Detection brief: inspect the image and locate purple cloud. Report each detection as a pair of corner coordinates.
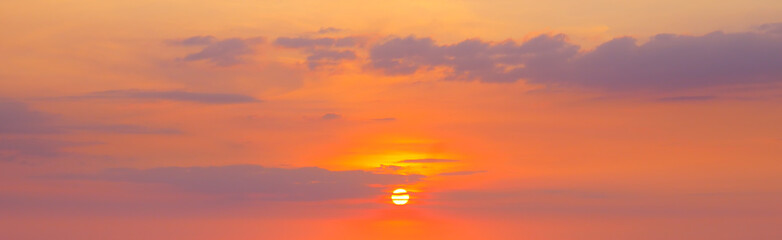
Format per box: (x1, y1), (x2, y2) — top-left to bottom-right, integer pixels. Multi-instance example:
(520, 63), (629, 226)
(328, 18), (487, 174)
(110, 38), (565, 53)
(274, 36), (362, 49)
(369, 28), (782, 90)
(0, 99), (180, 160)
(72, 89), (261, 104)
(656, 95), (718, 102)
(0, 100), (59, 134)
(307, 50), (356, 69)
(60, 165), (424, 201)
(321, 113), (341, 120)
(68, 124), (182, 135)
(0, 138), (92, 161)
(169, 35), (217, 45)
(180, 37), (265, 66)
(759, 22), (782, 34)
(317, 27), (342, 34)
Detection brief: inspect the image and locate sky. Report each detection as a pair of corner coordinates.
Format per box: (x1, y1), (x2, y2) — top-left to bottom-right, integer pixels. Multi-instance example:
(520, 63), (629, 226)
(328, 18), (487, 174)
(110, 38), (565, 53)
(1, 0), (782, 239)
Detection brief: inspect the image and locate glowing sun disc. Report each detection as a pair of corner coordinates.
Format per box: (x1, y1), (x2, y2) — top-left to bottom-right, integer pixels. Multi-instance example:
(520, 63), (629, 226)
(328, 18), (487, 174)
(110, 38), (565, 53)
(391, 188), (409, 205)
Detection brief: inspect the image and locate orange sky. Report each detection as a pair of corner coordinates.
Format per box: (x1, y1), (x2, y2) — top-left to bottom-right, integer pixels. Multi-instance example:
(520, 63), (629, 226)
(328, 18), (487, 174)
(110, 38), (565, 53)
(2, 0), (782, 239)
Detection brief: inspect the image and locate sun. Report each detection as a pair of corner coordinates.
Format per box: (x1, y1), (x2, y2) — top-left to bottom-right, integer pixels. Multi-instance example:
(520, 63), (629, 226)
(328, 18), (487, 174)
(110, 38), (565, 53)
(391, 188), (410, 205)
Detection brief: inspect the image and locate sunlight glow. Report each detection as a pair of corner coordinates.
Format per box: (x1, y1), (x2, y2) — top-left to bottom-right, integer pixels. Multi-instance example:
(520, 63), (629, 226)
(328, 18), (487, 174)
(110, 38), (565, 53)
(391, 188), (410, 205)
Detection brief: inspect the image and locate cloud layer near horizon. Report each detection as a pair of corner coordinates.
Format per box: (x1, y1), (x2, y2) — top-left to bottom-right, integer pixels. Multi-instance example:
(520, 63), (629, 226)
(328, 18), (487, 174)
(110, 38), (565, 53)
(69, 90), (261, 104)
(61, 165), (424, 201)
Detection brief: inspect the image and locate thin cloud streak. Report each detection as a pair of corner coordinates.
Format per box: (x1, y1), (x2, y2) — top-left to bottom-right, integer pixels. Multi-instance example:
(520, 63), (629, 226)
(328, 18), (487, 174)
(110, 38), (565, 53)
(58, 165), (424, 201)
(67, 90), (261, 104)
(398, 158), (459, 163)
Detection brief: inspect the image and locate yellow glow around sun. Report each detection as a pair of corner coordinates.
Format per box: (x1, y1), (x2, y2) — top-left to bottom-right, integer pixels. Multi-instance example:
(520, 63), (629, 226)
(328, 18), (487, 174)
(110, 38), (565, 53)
(391, 188), (410, 205)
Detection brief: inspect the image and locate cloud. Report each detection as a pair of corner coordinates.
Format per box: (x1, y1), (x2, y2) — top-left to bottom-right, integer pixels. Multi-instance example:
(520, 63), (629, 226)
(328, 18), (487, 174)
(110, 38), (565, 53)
(759, 22), (782, 34)
(275, 36), (364, 68)
(397, 158), (458, 163)
(274, 36), (363, 49)
(169, 35), (217, 45)
(71, 89), (261, 104)
(0, 138), (96, 161)
(656, 95), (718, 102)
(317, 27), (342, 34)
(439, 170), (487, 176)
(369, 28), (782, 90)
(306, 50), (356, 69)
(0, 99), (60, 134)
(320, 113), (341, 120)
(376, 164), (404, 172)
(61, 165), (424, 201)
(180, 37), (265, 66)
(0, 99), (179, 160)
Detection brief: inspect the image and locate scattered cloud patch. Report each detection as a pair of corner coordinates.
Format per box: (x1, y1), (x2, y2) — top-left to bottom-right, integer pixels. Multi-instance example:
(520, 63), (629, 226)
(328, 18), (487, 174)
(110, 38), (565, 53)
(60, 165), (424, 201)
(178, 37), (265, 66)
(376, 164), (404, 172)
(0, 138), (96, 161)
(0, 100), (60, 134)
(306, 50), (356, 69)
(321, 113), (342, 120)
(369, 29), (782, 90)
(275, 36), (363, 49)
(275, 36), (365, 68)
(317, 27), (342, 34)
(71, 89), (260, 104)
(169, 35), (217, 45)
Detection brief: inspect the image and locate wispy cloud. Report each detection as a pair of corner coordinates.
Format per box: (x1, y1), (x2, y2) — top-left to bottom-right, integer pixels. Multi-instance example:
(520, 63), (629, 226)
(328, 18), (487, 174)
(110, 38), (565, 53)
(174, 36), (265, 66)
(398, 158), (458, 163)
(68, 89), (261, 104)
(656, 95), (718, 102)
(439, 170), (487, 176)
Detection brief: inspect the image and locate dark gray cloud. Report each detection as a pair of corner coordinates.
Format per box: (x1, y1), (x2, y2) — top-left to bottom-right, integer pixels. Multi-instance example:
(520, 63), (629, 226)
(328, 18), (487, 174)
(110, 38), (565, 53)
(61, 165), (424, 201)
(656, 95), (718, 102)
(439, 170), (487, 176)
(321, 113), (341, 120)
(72, 89), (260, 104)
(369, 28), (782, 90)
(180, 37), (265, 66)
(0, 100), (60, 134)
(398, 158), (458, 163)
